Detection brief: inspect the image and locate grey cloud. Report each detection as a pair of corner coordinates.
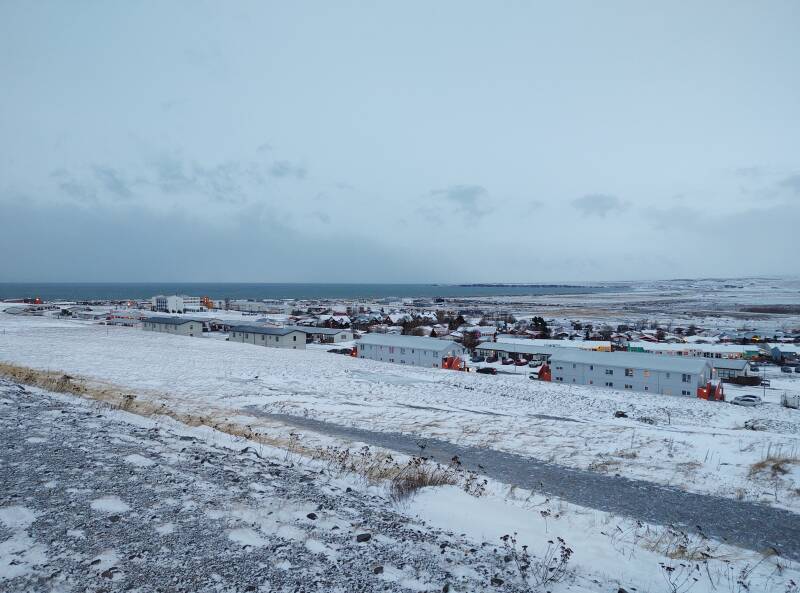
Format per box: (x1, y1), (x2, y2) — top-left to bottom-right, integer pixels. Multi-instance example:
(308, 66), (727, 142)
(779, 174), (800, 195)
(51, 170), (97, 204)
(311, 211), (331, 224)
(0, 198), (434, 282)
(430, 184), (488, 216)
(93, 166), (133, 200)
(270, 160), (307, 180)
(571, 193), (626, 217)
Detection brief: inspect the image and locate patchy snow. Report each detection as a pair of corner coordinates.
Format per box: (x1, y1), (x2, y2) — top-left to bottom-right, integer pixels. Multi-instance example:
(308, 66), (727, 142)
(1, 312), (798, 511)
(123, 453), (155, 467)
(89, 496), (131, 514)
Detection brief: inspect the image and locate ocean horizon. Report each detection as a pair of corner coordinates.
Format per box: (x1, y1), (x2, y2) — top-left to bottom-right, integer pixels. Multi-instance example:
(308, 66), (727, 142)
(0, 282), (622, 302)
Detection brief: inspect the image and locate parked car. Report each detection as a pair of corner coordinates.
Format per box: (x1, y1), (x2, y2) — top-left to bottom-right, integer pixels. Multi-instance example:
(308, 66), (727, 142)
(731, 395), (763, 407)
(501, 358), (514, 365)
(486, 356), (499, 363)
(761, 379), (771, 387)
(750, 365), (760, 372)
(514, 359), (529, 366)
(528, 360), (542, 368)
(528, 372), (539, 380)
(476, 367), (497, 375)
(781, 366), (793, 373)
(470, 355), (485, 363)
(795, 367), (800, 373)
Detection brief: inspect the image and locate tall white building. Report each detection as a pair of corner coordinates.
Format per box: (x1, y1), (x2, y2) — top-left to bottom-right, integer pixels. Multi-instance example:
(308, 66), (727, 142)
(151, 295), (202, 313)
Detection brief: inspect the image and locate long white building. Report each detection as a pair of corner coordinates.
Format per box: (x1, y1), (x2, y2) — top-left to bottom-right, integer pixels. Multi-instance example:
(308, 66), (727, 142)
(357, 334), (465, 368)
(548, 350), (712, 396)
(229, 325), (306, 349)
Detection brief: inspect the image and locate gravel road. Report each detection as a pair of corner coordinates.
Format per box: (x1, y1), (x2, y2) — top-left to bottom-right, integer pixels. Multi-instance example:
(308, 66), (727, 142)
(264, 412), (800, 561)
(0, 381), (537, 593)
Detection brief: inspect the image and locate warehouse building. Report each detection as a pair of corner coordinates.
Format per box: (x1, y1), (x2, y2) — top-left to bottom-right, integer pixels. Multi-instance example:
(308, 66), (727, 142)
(357, 334), (465, 368)
(142, 316), (204, 337)
(229, 325), (306, 349)
(626, 341), (761, 359)
(548, 350), (712, 396)
(283, 326), (354, 343)
(711, 358), (751, 380)
(475, 342), (561, 363)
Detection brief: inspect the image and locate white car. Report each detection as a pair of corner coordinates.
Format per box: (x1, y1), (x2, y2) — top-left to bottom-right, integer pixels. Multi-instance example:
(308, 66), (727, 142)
(731, 395), (763, 407)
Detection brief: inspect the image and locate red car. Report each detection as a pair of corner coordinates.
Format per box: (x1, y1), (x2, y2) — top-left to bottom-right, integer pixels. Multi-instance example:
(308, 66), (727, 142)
(476, 367), (497, 375)
(501, 358), (514, 365)
(514, 359), (529, 366)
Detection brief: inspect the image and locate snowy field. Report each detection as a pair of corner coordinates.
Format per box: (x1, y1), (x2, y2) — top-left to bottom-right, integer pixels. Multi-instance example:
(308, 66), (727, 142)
(1, 312), (799, 515)
(3, 380), (798, 593)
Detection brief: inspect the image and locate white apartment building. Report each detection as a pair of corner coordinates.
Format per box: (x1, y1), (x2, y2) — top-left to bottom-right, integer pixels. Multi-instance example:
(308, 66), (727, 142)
(151, 295), (202, 313)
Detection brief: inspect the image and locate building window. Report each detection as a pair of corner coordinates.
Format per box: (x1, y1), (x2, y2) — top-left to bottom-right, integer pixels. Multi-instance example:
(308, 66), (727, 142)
(605, 382), (613, 387)
(605, 369), (613, 375)
(293, 336), (297, 341)
(625, 368), (633, 377)
(589, 365), (593, 370)
(643, 370), (650, 378)
(681, 390), (691, 396)
(682, 373), (691, 383)
(624, 384), (632, 389)
(261, 335), (265, 340)
(401, 348), (406, 354)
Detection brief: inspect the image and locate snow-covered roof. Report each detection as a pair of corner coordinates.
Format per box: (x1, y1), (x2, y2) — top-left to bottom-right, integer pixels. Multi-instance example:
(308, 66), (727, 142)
(358, 333), (462, 352)
(549, 349), (711, 374)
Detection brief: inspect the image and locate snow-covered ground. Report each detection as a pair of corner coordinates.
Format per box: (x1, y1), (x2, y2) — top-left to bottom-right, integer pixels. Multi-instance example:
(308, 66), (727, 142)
(1, 312), (799, 514)
(3, 380), (798, 593)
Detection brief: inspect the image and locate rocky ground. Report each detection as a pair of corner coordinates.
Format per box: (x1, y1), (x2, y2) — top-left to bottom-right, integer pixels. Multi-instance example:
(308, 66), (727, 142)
(0, 379), (581, 593)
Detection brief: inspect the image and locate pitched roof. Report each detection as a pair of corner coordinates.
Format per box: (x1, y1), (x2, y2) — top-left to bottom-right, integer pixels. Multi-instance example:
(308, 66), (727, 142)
(548, 349), (711, 374)
(358, 333), (463, 352)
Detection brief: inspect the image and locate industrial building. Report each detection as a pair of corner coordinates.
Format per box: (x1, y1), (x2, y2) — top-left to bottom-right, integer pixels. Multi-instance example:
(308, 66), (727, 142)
(151, 295), (202, 314)
(357, 334), (465, 368)
(142, 316), (205, 337)
(547, 349), (712, 396)
(229, 326), (306, 349)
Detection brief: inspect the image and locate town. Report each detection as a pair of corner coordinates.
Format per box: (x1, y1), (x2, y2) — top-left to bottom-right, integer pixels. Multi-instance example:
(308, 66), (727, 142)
(6, 285), (800, 409)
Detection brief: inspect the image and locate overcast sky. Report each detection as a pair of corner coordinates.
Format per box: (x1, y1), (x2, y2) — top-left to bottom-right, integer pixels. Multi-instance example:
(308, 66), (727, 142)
(1, 1), (798, 283)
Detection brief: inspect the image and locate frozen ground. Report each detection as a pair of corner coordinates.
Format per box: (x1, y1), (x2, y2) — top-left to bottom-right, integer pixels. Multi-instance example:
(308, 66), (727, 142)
(0, 312), (798, 514)
(3, 380), (798, 593)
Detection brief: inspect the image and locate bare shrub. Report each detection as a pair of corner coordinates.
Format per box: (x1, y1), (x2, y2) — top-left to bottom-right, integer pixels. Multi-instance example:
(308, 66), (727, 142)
(318, 446), (487, 501)
(500, 532), (573, 589)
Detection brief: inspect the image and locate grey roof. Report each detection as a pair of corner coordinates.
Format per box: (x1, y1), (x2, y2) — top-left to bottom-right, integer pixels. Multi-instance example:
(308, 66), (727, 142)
(143, 316), (196, 326)
(358, 333), (463, 352)
(710, 358), (750, 371)
(283, 325), (351, 335)
(230, 325), (304, 336)
(548, 349), (711, 374)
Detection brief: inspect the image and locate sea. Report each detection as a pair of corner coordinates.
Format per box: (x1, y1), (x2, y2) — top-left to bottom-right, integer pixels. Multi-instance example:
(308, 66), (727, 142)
(0, 283), (624, 302)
